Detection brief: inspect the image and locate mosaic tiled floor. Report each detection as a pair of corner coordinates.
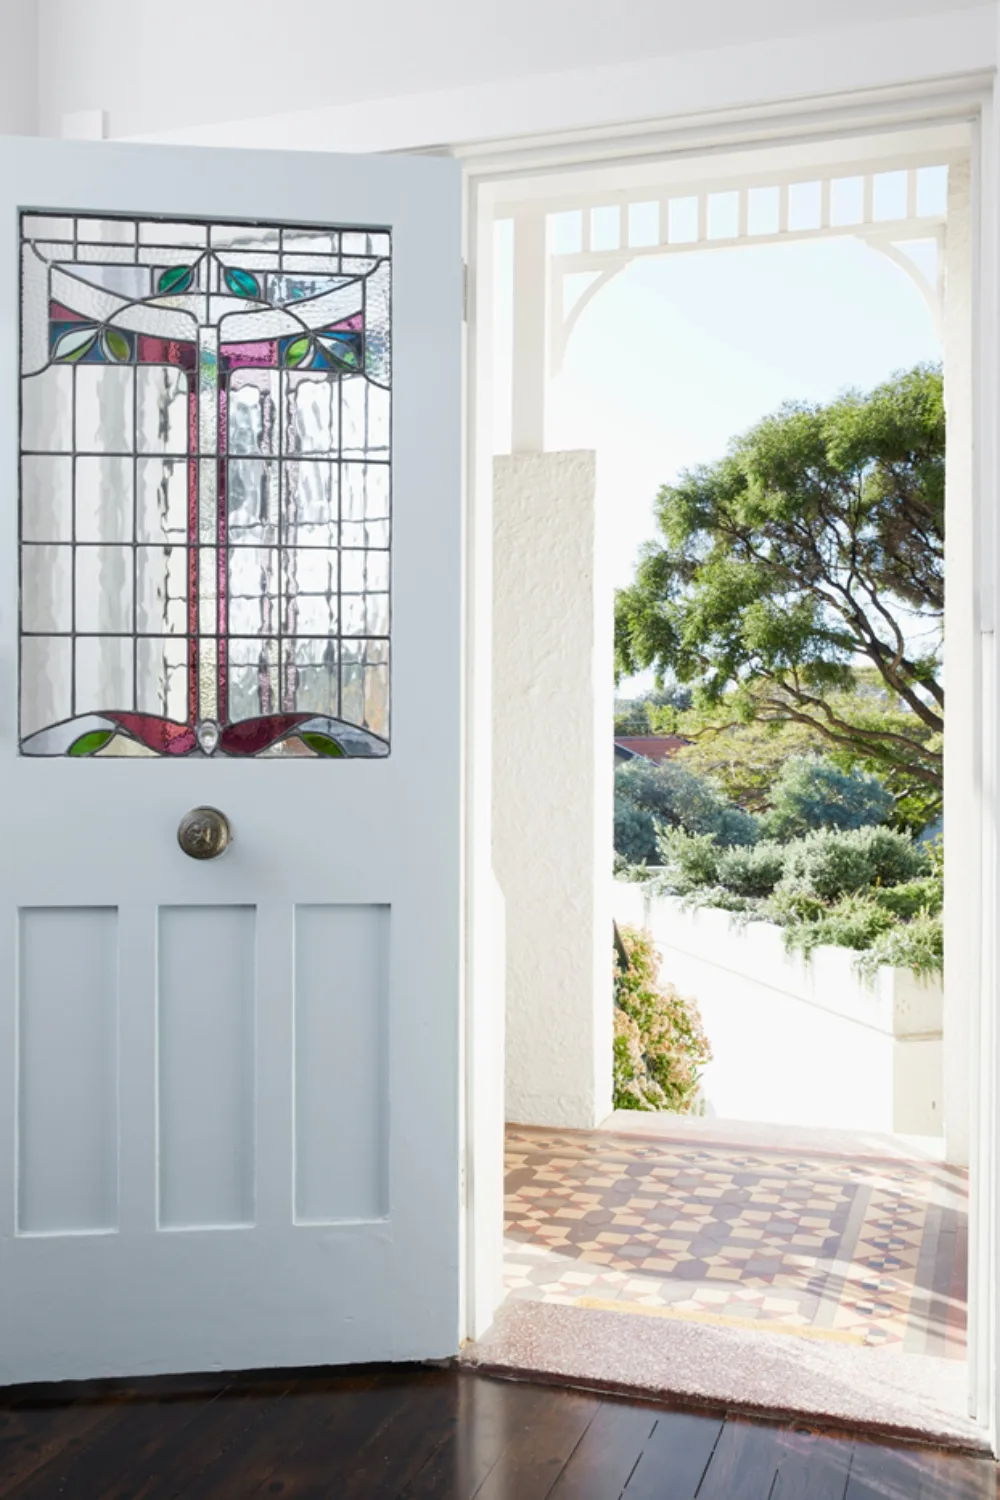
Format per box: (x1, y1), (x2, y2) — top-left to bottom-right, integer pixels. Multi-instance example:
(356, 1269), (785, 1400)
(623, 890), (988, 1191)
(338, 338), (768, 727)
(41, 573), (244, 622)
(504, 1125), (967, 1357)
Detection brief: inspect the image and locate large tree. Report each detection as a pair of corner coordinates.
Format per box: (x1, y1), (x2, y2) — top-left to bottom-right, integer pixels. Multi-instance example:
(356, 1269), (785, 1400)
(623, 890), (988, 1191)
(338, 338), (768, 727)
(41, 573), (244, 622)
(615, 365), (944, 812)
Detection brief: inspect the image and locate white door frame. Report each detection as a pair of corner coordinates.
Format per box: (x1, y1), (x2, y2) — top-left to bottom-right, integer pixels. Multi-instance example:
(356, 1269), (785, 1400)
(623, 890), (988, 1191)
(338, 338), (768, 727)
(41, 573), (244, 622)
(460, 72), (1000, 1448)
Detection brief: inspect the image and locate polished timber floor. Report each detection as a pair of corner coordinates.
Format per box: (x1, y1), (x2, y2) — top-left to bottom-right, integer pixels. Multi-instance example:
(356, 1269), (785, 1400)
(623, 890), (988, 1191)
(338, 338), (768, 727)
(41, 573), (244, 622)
(0, 1364), (993, 1499)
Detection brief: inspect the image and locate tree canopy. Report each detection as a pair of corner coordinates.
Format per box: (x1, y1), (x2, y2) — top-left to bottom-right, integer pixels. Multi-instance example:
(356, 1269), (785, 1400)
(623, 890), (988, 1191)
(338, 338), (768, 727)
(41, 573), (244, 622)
(615, 365), (944, 813)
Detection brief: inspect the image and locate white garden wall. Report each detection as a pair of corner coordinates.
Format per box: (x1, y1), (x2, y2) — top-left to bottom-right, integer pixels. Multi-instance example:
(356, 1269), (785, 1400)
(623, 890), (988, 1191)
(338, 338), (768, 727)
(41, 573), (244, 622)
(613, 881), (943, 1139)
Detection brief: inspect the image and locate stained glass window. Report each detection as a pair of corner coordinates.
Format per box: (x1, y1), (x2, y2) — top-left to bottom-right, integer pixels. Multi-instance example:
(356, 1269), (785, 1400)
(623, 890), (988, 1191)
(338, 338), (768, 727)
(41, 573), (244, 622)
(19, 212), (391, 758)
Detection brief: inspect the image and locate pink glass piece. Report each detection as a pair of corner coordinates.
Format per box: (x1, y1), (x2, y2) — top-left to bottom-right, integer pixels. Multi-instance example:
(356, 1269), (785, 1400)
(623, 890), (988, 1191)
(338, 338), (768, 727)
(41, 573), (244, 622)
(220, 340), (279, 370)
(107, 713), (198, 756)
(137, 335), (197, 371)
(49, 300), (89, 323)
(220, 714), (310, 756)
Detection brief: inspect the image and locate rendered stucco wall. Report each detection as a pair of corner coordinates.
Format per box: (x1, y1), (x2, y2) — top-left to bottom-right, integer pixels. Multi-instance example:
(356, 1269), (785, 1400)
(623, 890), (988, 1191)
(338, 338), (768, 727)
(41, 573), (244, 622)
(0, 0), (38, 135)
(493, 451), (613, 1128)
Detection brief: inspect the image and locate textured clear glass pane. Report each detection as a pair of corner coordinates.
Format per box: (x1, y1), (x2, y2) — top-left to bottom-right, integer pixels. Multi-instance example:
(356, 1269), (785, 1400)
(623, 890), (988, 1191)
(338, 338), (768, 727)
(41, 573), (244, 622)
(136, 366), (191, 456)
(21, 367), (73, 452)
(136, 458), (189, 544)
(282, 461), (337, 548)
(283, 549), (338, 636)
(341, 380), (389, 459)
(20, 636), (72, 736)
(229, 547), (278, 636)
(341, 593), (389, 637)
(342, 462), (389, 522)
(285, 373), (339, 455)
(137, 546), (188, 635)
(341, 550), (389, 593)
(198, 636), (219, 722)
(228, 638), (278, 721)
(76, 636), (134, 712)
(136, 637), (187, 720)
(22, 545), (72, 633)
(211, 224), (279, 250)
(228, 371), (277, 456)
(23, 215), (74, 240)
(75, 547), (133, 633)
(364, 263), (390, 386)
(198, 547), (218, 635)
(22, 456), (73, 542)
(281, 638), (339, 716)
(342, 640), (389, 734)
(228, 459), (279, 546)
(283, 229), (339, 254)
(77, 217), (136, 244)
(340, 517), (389, 550)
(139, 221), (207, 246)
(75, 456), (134, 543)
(75, 365), (134, 453)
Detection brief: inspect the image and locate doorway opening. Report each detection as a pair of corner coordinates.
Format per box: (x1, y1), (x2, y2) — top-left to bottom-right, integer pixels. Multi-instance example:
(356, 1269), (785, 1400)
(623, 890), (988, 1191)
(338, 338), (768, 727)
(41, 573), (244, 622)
(474, 117), (980, 1444)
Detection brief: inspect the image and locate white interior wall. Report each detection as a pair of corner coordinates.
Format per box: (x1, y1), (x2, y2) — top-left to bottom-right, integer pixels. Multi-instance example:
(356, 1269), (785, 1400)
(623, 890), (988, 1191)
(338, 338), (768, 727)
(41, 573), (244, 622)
(25, 2), (995, 151)
(0, 0), (38, 136)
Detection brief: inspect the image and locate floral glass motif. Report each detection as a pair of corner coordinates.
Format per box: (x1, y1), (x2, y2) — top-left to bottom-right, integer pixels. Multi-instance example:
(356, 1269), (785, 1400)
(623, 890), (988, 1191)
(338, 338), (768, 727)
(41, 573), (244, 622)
(19, 212), (391, 758)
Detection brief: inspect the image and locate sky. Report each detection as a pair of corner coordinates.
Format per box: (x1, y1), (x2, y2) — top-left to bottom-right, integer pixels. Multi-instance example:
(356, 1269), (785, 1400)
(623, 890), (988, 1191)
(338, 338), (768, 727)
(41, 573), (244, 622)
(493, 209), (943, 691)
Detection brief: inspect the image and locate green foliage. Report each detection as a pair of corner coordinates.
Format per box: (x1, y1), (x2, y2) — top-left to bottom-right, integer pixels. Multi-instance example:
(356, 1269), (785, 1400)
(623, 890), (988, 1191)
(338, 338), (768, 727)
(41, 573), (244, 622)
(715, 842), (787, 897)
(780, 826), (928, 900)
(638, 823), (941, 978)
(615, 683), (692, 736)
(761, 755), (894, 841)
(857, 910), (944, 980)
(613, 757), (759, 864)
(613, 925), (711, 1111)
(616, 367), (944, 812)
(781, 893), (897, 959)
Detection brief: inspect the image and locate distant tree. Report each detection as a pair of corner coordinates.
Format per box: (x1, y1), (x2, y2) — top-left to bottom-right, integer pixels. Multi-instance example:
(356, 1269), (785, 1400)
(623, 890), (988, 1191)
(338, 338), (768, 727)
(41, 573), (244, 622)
(615, 365), (944, 813)
(614, 683), (692, 737)
(614, 757), (759, 864)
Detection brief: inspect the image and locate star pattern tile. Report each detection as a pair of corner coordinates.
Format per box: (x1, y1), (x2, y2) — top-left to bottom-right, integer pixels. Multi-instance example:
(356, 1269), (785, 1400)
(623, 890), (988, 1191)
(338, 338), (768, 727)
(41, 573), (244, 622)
(503, 1125), (967, 1356)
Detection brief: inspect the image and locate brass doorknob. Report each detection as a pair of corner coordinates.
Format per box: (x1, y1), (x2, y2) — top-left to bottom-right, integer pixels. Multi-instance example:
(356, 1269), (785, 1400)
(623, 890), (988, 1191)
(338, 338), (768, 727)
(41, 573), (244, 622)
(177, 806), (232, 860)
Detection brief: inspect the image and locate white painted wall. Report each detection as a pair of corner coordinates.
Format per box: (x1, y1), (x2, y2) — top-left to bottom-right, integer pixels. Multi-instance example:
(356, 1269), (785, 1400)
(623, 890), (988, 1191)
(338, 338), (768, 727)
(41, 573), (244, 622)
(614, 884), (945, 1139)
(0, 0), (38, 136)
(29, 2), (996, 150)
(494, 451), (613, 1128)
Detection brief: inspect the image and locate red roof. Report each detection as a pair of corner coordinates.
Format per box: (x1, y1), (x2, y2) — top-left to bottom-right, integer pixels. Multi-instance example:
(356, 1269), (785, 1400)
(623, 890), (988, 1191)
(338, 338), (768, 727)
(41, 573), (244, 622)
(615, 736), (688, 762)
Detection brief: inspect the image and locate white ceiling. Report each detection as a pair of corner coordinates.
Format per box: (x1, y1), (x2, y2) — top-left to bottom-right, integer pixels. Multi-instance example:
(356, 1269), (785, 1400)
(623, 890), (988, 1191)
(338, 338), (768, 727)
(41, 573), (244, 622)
(34, 0), (992, 140)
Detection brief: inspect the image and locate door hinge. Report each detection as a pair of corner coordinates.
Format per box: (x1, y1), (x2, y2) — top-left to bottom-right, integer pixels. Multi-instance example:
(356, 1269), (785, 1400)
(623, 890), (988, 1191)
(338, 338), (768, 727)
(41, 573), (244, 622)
(462, 261), (469, 323)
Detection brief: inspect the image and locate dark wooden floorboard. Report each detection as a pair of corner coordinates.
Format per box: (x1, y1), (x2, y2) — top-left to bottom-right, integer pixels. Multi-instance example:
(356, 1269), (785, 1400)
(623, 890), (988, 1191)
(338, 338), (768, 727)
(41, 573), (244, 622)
(473, 1384), (601, 1500)
(621, 1408), (725, 1500)
(544, 1399), (659, 1499)
(0, 1364), (990, 1500)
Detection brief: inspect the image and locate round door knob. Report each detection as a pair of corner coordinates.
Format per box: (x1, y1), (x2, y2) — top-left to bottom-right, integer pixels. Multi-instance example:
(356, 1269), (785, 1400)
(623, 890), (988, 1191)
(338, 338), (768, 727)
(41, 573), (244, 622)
(177, 806), (232, 860)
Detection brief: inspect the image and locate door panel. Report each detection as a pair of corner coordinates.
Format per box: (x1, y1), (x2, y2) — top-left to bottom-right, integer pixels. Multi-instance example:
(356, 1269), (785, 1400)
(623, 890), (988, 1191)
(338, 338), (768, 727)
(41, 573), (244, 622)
(0, 138), (462, 1381)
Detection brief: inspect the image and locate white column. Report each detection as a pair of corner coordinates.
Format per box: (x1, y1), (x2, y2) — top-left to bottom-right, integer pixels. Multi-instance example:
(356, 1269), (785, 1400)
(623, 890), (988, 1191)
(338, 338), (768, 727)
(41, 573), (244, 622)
(942, 159), (973, 1167)
(493, 451), (613, 1128)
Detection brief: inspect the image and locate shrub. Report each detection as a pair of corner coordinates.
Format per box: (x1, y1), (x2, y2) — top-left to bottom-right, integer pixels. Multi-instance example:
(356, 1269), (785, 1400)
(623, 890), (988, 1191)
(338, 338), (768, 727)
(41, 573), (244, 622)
(762, 754), (895, 841)
(779, 826), (928, 901)
(872, 876), (943, 920)
(614, 757), (759, 860)
(716, 841), (787, 897)
(655, 827), (721, 892)
(857, 910), (944, 980)
(614, 924), (711, 1111)
(781, 893), (897, 958)
(614, 798), (658, 865)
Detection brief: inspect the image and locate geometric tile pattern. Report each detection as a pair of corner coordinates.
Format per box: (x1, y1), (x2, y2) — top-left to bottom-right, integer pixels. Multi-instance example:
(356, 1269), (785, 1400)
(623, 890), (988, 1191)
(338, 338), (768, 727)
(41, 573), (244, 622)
(504, 1125), (967, 1358)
